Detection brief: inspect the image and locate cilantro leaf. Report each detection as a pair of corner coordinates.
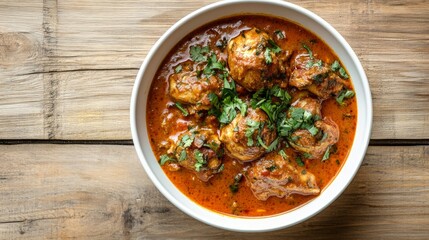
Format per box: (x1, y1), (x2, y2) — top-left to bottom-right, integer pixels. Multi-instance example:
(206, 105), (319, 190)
(339, 67), (349, 79)
(180, 134), (194, 148)
(336, 89), (355, 105)
(194, 150), (206, 171)
(274, 30), (285, 39)
(159, 154), (173, 165)
(302, 44), (313, 59)
(296, 156), (305, 167)
(174, 102), (189, 116)
(322, 146), (331, 161)
(174, 65), (182, 73)
(279, 149), (288, 160)
(331, 60), (341, 71)
(264, 48), (272, 65)
(268, 39), (281, 53)
(190, 45), (209, 62)
(178, 149), (187, 161)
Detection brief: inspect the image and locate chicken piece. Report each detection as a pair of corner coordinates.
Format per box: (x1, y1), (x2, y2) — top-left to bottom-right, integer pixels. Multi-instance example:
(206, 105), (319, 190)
(227, 28), (290, 91)
(173, 127), (223, 182)
(289, 50), (346, 99)
(220, 108), (277, 162)
(290, 97), (322, 119)
(169, 61), (221, 110)
(289, 117), (340, 160)
(245, 151), (320, 201)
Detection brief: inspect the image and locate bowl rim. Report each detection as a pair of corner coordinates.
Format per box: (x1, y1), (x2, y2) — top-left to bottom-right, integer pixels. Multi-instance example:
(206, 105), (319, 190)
(130, 0), (372, 232)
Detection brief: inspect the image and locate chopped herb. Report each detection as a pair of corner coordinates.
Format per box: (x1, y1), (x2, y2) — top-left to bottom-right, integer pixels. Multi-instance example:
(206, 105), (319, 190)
(229, 173), (243, 193)
(331, 60), (341, 71)
(251, 86), (290, 125)
(174, 65), (182, 73)
(301, 169), (307, 175)
(180, 134), (194, 148)
(203, 53), (225, 77)
(265, 137), (280, 152)
(312, 72), (328, 84)
(194, 150), (206, 171)
(175, 102), (189, 116)
(266, 165), (277, 172)
(245, 119), (260, 147)
(178, 149), (187, 161)
(338, 67), (349, 79)
(322, 146), (331, 161)
(279, 149), (288, 160)
(217, 163), (225, 173)
(159, 154), (173, 165)
(264, 48), (273, 65)
(263, 39), (281, 65)
(336, 159), (340, 165)
(305, 60), (314, 69)
(307, 125), (319, 136)
(313, 60), (323, 68)
(296, 156), (305, 167)
(302, 152), (313, 159)
(268, 39), (282, 53)
(190, 45), (209, 62)
(302, 44), (313, 59)
(257, 135), (269, 149)
(336, 89), (355, 105)
(274, 30), (285, 39)
(331, 60), (349, 79)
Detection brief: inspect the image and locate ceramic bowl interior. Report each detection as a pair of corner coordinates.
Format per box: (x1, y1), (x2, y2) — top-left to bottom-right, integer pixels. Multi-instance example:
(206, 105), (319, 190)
(130, 0), (372, 232)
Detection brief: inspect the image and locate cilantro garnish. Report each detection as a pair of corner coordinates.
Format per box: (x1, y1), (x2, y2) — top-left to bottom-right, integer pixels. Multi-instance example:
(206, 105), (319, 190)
(302, 44), (313, 60)
(178, 149), (187, 161)
(245, 119), (261, 147)
(274, 30), (285, 39)
(159, 154), (173, 165)
(331, 60), (349, 79)
(279, 149), (288, 160)
(322, 146), (331, 161)
(174, 102), (189, 116)
(174, 65), (182, 73)
(263, 39), (282, 64)
(296, 156), (305, 167)
(336, 89), (355, 105)
(229, 173), (243, 193)
(194, 150), (206, 172)
(190, 45), (209, 62)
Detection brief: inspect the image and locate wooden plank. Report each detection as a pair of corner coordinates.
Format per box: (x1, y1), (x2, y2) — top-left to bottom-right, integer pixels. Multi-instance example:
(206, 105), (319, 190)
(0, 0), (428, 140)
(0, 1), (45, 139)
(0, 144), (428, 239)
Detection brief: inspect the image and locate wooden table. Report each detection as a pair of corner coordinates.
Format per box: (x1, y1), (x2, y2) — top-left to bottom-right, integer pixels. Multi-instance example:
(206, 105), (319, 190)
(1, 0), (428, 239)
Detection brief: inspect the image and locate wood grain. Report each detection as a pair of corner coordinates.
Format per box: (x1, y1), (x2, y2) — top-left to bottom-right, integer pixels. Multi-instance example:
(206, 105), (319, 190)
(0, 144), (428, 239)
(0, 0), (428, 139)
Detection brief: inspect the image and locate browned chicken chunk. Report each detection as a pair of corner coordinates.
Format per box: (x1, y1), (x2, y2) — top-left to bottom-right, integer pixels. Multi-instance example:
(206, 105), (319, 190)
(220, 108), (277, 162)
(170, 127), (223, 182)
(227, 28), (290, 91)
(245, 152), (320, 201)
(289, 50), (347, 99)
(289, 117), (340, 160)
(169, 61), (221, 110)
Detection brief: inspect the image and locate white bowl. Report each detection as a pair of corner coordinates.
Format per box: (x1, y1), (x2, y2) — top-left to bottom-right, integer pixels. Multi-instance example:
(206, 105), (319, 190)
(130, 0), (372, 232)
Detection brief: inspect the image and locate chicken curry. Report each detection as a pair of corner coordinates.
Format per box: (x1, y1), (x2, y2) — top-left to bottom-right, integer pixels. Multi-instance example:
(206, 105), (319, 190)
(147, 15), (357, 217)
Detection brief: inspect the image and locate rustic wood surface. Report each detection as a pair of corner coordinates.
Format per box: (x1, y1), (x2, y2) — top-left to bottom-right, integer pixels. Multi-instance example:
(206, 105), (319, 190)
(0, 145), (428, 239)
(1, 0), (428, 239)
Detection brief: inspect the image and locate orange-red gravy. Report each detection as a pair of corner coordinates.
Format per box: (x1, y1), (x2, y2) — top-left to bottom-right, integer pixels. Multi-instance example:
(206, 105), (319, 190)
(147, 15), (357, 217)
